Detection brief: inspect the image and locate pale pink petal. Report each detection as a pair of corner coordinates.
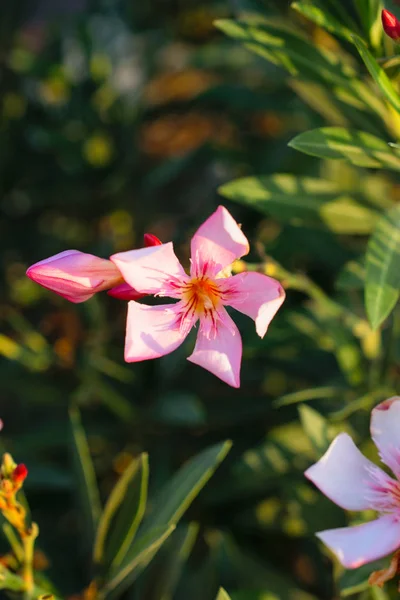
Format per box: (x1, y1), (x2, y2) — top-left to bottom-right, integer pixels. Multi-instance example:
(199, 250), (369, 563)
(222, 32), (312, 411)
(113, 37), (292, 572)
(26, 250), (122, 303)
(107, 282), (145, 301)
(371, 397), (400, 479)
(191, 206), (249, 277)
(187, 309), (242, 387)
(316, 515), (400, 569)
(124, 301), (189, 362)
(305, 433), (382, 511)
(221, 272), (285, 337)
(111, 243), (187, 296)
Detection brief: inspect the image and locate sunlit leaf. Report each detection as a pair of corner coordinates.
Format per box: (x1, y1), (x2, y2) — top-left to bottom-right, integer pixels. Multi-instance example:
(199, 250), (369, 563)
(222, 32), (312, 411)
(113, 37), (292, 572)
(219, 175), (377, 234)
(291, 2), (354, 41)
(353, 35), (400, 113)
(289, 127), (400, 170)
(215, 18), (356, 86)
(365, 204), (400, 329)
(216, 588), (231, 600)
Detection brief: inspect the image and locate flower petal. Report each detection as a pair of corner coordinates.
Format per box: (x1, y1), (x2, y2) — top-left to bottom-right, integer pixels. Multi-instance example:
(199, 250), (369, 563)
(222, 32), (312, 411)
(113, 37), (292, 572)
(317, 515), (400, 569)
(305, 433), (381, 510)
(371, 396), (400, 479)
(222, 272), (285, 337)
(124, 301), (189, 362)
(111, 243), (187, 295)
(26, 250), (121, 303)
(187, 309), (242, 387)
(191, 206), (249, 277)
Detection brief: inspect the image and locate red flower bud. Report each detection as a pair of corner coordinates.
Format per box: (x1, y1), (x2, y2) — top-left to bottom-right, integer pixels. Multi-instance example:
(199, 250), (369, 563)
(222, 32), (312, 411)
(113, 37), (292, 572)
(382, 9), (400, 41)
(144, 233), (162, 247)
(12, 464), (28, 483)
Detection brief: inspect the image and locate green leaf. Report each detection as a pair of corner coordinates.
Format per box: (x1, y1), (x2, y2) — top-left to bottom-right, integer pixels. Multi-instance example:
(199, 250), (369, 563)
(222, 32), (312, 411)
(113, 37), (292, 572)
(69, 406), (101, 550)
(336, 258), (365, 290)
(298, 405), (331, 456)
(274, 386), (343, 408)
(103, 525), (175, 599)
(353, 35), (400, 113)
(339, 558), (386, 596)
(140, 440), (231, 534)
(354, 0), (384, 48)
(291, 2), (354, 42)
(365, 204), (400, 329)
(93, 453), (149, 569)
(152, 523), (199, 600)
(216, 589), (231, 600)
(214, 18), (356, 87)
(219, 175), (378, 234)
(102, 441), (231, 598)
(289, 127), (400, 170)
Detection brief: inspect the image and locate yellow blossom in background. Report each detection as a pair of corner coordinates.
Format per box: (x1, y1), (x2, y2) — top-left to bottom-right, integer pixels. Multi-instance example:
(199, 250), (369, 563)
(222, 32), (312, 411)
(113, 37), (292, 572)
(8, 48), (33, 73)
(83, 132), (114, 167)
(3, 92), (27, 120)
(92, 84), (117, 115)
(99, 210), (135, 250)
(0, 335), (21, 361)
(39, 73), (70, 106)
(90, 54), (112, 82)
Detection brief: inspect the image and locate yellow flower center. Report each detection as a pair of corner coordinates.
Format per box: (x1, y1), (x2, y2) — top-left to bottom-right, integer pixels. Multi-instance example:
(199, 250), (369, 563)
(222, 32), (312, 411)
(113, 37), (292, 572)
(181, 277), (221, 315)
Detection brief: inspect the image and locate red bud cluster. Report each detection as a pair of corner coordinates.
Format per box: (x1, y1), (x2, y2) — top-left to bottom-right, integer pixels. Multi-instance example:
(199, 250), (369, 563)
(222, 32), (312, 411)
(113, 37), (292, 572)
(12, 464), (28, 484)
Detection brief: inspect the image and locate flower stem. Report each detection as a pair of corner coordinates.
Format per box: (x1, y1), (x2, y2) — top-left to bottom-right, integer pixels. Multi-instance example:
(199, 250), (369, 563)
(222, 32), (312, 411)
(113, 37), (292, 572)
(21, 523), (38, 598)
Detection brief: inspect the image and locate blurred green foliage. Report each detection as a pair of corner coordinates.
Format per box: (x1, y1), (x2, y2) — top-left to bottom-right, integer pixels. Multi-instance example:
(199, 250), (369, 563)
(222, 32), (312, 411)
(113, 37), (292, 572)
(2, 0), (400, 599)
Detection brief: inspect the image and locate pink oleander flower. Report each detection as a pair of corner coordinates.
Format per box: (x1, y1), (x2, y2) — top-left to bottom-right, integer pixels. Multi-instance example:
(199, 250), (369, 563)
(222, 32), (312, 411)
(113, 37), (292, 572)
(111, 206), (285, 387)
(305, 397), (400, 570)
(26, 234), (162, 303)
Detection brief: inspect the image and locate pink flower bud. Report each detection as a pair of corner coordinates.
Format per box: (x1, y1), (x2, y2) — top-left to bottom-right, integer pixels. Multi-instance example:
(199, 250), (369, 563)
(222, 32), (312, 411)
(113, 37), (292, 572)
(108, 233), (162, 300)
(382, 9), (400, 41)
(26, 250), (123, 303)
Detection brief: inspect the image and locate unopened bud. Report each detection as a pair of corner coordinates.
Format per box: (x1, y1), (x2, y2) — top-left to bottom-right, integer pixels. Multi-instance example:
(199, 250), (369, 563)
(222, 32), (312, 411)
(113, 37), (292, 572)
(1, 453), (16, 478)
(143, 233), (162, 247)
(382, 9), (400, 41)
(12, 464), (28, 484)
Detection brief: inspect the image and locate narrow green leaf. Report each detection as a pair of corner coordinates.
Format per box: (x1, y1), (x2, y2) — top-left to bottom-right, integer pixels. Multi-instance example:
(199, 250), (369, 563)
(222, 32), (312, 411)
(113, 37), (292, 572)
(140, 440), (232, 533)
(354, 0), (383, 48)
(216, 589), (231, 600)
(69, 406), (101, 549)
(219, 174), (378, 234)
(274, 386), (343, 408)
(104, 525), (175, 599)
(93, 453), (149, 569)
(353, 35), (400, 113)
(152, 522), (199, 600)
(291, 2), (354, 42)
(289, 127), (400, 170)
(365, 204), (400, 329)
